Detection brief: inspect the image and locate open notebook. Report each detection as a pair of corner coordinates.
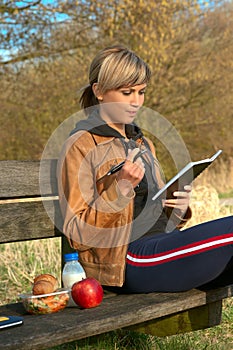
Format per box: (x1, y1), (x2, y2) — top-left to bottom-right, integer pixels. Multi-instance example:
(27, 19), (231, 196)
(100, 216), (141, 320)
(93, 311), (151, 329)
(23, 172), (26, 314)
(152, 150), (222, 201)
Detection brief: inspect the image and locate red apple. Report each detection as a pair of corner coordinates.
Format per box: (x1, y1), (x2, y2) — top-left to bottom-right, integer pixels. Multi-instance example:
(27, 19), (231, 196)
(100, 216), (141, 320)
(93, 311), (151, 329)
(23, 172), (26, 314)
(71, 277), (103, 308)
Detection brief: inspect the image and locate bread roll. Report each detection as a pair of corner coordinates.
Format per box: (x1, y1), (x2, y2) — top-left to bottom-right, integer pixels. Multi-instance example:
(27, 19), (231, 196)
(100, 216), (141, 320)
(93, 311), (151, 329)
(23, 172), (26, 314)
(32, 273), (59, 295)
(33, 274), (59, 291)
(32, 280), (55, 295)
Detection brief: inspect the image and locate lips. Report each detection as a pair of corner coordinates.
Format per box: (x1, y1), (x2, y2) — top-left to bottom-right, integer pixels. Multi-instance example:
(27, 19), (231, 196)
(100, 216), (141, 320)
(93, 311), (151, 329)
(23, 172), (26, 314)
(127, 110), (137, 115)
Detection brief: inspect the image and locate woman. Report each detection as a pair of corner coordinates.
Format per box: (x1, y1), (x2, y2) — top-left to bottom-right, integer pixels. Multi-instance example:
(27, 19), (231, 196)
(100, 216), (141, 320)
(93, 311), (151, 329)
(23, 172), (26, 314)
(57, 45), (233, 293)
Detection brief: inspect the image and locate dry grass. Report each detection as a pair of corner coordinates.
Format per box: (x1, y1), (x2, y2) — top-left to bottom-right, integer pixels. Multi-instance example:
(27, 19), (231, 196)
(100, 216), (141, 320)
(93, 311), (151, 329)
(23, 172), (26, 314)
(185, 184), (232, 229)
(0, 238), (61, 304)
(194, 157), (233, 195)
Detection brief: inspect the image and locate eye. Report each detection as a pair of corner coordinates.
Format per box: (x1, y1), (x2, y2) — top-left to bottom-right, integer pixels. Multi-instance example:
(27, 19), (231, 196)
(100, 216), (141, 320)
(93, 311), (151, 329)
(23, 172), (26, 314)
(121, 90), (131, 96)
(139, 90), (146, 95)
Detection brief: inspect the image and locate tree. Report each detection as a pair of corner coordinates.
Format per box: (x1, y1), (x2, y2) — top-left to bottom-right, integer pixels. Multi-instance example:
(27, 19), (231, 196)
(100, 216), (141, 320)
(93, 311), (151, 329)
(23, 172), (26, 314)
(0, 0), (232, 167)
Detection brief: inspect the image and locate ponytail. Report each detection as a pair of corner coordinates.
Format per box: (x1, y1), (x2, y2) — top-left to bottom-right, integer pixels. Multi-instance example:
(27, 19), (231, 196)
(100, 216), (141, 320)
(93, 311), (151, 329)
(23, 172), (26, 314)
(79, 84), (99, 110)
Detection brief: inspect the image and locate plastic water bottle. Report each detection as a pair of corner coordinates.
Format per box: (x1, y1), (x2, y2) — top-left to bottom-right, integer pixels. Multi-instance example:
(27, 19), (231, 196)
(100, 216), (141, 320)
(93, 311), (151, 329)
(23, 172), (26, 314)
(62, 252), (86, 307)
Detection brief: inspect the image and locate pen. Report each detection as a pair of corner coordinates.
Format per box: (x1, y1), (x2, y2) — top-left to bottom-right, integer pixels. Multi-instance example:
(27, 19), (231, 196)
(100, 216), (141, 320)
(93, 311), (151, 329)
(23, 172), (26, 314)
(107, 149), (147, 176)
(96, 149), (147, 183)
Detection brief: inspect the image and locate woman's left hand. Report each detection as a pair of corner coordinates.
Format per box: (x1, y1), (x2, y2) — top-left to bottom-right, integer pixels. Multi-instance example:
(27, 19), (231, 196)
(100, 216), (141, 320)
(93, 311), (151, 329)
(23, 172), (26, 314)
(163, 185), (192, 216)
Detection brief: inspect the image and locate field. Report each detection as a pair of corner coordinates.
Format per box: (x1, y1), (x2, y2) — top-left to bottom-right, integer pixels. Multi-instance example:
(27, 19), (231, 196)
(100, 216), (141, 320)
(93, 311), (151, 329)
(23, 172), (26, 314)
(0, 167), (232, 349)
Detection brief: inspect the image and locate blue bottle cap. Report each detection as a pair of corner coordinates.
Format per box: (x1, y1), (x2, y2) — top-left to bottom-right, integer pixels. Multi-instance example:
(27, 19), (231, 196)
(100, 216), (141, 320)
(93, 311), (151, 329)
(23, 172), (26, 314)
(64, 252), (79, 262)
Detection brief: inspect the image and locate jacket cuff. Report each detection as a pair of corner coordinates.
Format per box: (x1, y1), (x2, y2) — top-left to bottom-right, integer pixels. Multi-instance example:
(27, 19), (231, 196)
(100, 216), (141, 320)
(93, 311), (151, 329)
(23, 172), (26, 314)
(175, 206), (192, 229)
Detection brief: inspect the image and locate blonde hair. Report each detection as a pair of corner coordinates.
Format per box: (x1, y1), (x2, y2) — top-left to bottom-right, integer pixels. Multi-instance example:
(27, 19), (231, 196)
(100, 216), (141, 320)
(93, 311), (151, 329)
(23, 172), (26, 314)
(80, 45), (151, 110)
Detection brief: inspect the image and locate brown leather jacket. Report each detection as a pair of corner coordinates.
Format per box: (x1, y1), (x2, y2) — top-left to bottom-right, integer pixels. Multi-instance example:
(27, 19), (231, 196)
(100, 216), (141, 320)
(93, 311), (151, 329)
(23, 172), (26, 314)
(57, 130), (191, 287)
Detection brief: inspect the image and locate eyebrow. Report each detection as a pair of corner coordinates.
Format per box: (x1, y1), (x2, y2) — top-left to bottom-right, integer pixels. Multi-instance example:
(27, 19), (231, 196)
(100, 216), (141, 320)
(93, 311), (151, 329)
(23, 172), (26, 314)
(120, 86), (147, 91)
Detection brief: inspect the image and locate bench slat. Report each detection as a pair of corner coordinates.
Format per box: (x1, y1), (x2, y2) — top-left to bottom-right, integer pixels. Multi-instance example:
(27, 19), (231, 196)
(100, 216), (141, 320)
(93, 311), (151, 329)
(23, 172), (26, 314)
(0, 285), (232, 350)
(127, 300), (222, 336)
(0, 160), (57, 198)
(0, 201), (62, 243)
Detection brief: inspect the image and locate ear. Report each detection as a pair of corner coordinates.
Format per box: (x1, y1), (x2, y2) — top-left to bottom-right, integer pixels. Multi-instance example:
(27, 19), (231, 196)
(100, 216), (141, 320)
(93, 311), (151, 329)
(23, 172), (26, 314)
(92, 83), (103, 101)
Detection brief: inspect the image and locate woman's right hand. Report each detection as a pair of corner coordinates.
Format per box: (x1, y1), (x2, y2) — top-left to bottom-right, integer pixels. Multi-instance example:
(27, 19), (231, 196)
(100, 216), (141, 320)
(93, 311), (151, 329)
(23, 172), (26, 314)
(116, 148), (145, 196)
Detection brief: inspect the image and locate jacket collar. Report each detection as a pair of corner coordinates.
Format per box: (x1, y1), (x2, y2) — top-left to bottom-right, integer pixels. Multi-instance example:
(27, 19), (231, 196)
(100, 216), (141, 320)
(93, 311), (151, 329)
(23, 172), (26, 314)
(70, 110), (144, 141)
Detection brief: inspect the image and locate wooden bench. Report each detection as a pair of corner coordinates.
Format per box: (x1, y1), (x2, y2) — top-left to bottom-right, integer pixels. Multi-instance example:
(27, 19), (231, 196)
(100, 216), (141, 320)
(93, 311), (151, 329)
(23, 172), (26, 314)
(0, 160), (232, 350)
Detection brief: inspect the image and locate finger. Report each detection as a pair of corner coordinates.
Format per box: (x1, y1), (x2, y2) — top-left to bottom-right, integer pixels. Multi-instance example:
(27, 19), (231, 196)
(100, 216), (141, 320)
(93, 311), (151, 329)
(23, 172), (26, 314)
(173, 190), (191, 198)
(124, 158), (145, 176)
(132, 159), (145, 177)
(184, 185), (192, 192)
(134, 157), (144, 168)
(164, 201), (187, 209)
(173, 185), (192, 198)
(126, 148), (141, 162)
(164, 199), (182, 206)
(164, 197), (189, 207)
(162, 199), (185, 209)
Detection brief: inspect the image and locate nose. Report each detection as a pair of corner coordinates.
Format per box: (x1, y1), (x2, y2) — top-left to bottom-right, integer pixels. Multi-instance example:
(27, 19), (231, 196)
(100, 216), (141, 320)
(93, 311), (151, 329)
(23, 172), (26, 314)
(130, 92), (140, 107)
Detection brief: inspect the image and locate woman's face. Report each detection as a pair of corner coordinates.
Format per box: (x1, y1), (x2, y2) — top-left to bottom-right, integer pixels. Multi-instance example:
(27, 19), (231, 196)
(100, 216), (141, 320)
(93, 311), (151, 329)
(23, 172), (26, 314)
(94, 83), (147, 127)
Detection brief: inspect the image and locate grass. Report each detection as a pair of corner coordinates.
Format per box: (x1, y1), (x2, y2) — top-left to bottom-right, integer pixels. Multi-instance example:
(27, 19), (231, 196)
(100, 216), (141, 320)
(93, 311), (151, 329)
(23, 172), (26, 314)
(0, 238), (61, 304)
(0, 178), (232, 350)
(219, 190), (233, 199)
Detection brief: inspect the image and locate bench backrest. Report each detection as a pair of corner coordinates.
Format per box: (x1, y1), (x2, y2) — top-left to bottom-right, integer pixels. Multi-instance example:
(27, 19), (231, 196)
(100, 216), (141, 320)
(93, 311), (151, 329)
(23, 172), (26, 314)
(0, 159), (62, 244)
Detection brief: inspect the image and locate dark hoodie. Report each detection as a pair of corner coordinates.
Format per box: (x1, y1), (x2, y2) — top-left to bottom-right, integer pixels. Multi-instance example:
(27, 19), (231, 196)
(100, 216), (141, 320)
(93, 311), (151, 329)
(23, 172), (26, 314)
(70, 110), (144, 140)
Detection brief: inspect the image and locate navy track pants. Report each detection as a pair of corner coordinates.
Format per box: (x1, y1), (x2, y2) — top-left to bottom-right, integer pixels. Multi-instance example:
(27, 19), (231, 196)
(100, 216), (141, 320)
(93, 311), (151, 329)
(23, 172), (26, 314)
(124, 216), (233, 293)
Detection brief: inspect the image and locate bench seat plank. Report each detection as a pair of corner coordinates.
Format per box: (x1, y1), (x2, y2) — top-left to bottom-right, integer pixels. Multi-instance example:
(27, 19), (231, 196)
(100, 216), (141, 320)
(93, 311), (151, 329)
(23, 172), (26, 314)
(0, 285), (232, 350)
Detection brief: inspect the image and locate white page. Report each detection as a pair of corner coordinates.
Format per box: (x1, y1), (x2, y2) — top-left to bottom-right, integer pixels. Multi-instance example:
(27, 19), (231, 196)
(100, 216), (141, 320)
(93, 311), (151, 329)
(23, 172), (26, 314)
(152, 150), (222, 201)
